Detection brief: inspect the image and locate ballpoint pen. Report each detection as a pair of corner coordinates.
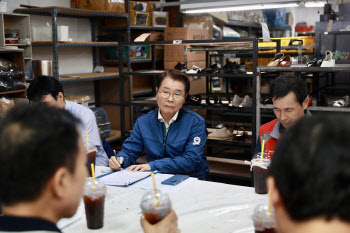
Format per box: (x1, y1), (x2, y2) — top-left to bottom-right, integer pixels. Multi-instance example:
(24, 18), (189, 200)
(113, 149), (123, 170)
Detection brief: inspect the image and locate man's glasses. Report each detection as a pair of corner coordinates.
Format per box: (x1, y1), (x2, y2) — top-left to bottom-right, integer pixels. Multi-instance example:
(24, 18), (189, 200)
(159, 91), (184, 101)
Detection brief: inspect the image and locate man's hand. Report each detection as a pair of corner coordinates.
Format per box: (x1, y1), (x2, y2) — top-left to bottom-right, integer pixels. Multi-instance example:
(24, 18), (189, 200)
(141, 210), (180, 233)
(126, 163), (151, 172)
(109, 156), (124, 171)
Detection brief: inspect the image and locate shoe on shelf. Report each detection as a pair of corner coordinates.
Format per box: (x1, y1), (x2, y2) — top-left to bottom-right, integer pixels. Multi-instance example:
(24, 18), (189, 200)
(261, 97), (273, 105)
(333, 95), (349, 107)
(229, 94), (243, 107)
(279, 55), (291, 67)
(232, 62), (248, 74)
(185, 94), (201, 105)
(219, 96), (231, 106)
(206, 95), (218, 106)
(320, 50), (335, 67)
(203, 63), (220, 73)
(307, 58), (323, 67)
(234, 127), (247, 141)
(267, 52), (285, 67)
(208, 127), (232, 139)
(317, 92), (328, 106)
(186, 65), (202, 74)
(174, 62), (187, 72)
(239, 95), (252, 108)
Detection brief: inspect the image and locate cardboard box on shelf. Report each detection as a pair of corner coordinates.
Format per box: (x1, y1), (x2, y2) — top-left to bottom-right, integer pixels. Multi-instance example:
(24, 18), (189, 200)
(164, 45), (206, 62)
(164, 27), (208, 62)
(153, 11), (168, 27)
(131, 1), (154, 12)
(164, 27), (208, 41)
(71, 0), (105, 11)
(105, 0), (125, 13)
(131, 10), (152, 26)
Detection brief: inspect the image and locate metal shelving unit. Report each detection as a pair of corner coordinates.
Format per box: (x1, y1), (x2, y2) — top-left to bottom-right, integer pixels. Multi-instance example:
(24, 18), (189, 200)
(14, 6), (132, 142)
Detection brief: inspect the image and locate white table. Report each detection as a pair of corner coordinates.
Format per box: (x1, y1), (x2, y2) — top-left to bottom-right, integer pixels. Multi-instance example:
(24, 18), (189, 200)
(62, 166), (268, 233)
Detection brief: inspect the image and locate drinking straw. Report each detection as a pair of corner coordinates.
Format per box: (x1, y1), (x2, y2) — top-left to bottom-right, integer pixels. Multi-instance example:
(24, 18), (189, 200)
(268, 190), (272, 215)
(82, 98), (84, 106)
(260, 140), (265, 162)
(151, 173), (160, 207)
(86, 130), (89, 151)
(91, 163), (96, 190)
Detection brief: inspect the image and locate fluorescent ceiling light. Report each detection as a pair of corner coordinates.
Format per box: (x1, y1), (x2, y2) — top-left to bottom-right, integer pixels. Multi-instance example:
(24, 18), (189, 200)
(178, 0), (301, 13)
(304, 1), (326, 7)
(183, 3), (300, 13)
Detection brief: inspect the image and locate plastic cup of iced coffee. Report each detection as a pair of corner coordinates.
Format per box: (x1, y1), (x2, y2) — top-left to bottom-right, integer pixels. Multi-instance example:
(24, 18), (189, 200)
(86, 146), (97, 177)
(251, 204), (276, 233)
(251, 151), (273, 194)
(140, 190), (172, 224)
(83, 177), (106, 229)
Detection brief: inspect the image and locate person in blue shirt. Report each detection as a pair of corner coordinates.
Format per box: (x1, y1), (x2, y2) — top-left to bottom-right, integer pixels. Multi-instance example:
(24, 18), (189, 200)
(109, 70), (210, 180)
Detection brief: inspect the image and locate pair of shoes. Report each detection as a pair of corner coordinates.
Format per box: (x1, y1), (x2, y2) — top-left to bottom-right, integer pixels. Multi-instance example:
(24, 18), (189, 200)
(186, 65), (202, 74)
(307, 58), (323, 67)
(229, 95), (252, 108)
(234, 127), (247, 141)
(217, 61), (247, 74)
(174, 62), (187, 72)
(239, 95), (252, 108)
(206, 95), (219, 106)
(203, 63), (220, 73)
(208, 127), (233, 139)
(185, 94), (201, 105)
(320, 50), (335, 67)
(261, 97), (272, 104)
(267, 52), (291, 67)
(333, 95), (349, 107)
(218, 96), (230, 106)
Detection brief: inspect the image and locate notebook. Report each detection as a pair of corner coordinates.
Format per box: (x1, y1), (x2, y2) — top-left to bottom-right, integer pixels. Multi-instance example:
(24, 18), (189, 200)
(99, 170), (154, 187)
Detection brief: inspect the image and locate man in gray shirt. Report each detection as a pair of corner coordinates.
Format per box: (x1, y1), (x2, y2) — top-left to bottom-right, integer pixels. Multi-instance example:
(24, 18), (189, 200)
(27, 76), (108, 166)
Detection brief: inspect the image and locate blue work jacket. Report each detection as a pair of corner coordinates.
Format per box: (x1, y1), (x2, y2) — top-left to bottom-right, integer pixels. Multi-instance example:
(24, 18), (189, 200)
(118, 108), (210, 180)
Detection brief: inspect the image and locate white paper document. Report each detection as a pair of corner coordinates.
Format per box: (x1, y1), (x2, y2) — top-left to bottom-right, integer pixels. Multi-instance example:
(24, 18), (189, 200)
(99, 170), (153, 187)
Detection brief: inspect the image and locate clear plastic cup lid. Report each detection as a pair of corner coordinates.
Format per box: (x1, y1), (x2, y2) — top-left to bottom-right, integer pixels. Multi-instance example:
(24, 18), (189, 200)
(140, 190), (171, 212)
(84, 177), (106, 199)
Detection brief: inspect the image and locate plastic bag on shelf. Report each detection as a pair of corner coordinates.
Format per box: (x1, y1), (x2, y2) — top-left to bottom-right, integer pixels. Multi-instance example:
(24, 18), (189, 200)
(12, 81), (28, 90)
(0, 78), (12, 92)
(0, 68), (24, 80)
(0, 58), (16, 71)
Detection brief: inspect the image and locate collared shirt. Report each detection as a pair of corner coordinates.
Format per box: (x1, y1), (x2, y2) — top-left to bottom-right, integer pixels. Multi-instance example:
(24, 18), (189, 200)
(65, 100), (109, 166)
(158, 110), (179, 134)
(0, 215), (61, 233)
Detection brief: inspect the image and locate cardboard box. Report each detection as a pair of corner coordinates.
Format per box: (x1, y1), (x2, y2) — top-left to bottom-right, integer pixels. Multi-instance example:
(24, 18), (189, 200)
(164, 45), (206, 62)
(131, 1), (153, 12)
(164, 27), (208, 41)
(131, 10), (151, 26)
(105, 0), (125, 13)
(152, 11), (168, 27)
(189, 77), (206, 95)
(71, 0), (105, 11)
(164, 27), (208, 62)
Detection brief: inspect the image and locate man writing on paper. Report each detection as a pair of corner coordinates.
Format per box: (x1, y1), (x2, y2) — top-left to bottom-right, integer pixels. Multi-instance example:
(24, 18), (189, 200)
(255, 75), (311, 154)
(0, 104), (179, 233)
(268, 115), (350, 233)
(109, 70), (210, 180)
(27, 75), (109, 166)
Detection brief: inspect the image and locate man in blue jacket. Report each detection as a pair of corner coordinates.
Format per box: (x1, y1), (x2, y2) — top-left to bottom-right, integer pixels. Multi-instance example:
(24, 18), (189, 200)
(109, 70), (210, 180)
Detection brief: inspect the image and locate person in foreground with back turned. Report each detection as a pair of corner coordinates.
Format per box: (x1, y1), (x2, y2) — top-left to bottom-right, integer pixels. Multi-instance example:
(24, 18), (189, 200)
(109, 69), (210, 180)
(267, 115), (350, 233)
